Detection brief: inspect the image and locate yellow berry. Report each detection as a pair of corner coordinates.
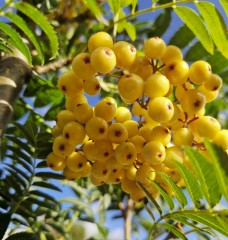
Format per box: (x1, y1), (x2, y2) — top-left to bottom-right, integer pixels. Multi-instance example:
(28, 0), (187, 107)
(57, 71), (83, 97)
(73, 103), (93, 124)
(115, 107), (132, 123)
(56, 110), (76, 129)
(72, 52), (96, 79)
(66, 151), (87, 172)
(160, 45), (183, 65)
(88, 31), (113, 53)
(90, 47), (116, 73)
(115, 142), (137, 166)
(52, 135), (75, 157)
(143, 37), (166, 59)
(47, 152), (66, 171)
(83, 77), (101, 96)
(107, 122), (128, 144)
(92, 139), (113, 162)
(113, 41), (137, 69)
(136, 162), (156, 186)
(65, 95), (88, 111)
(213, 130), (228, 151)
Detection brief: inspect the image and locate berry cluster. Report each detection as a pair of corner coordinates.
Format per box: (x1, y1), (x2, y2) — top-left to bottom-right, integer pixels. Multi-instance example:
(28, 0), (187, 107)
(47, 32), (228, 202)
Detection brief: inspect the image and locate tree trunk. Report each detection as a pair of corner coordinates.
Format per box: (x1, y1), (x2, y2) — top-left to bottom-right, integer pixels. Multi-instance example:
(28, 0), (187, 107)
(0, 57), (31, 138)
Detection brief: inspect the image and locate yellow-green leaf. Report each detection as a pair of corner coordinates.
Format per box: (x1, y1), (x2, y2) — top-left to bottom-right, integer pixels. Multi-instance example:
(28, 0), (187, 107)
(174, 6), (214, 55)
(14, 2), (58, 58)
(197, 2), (228, 58)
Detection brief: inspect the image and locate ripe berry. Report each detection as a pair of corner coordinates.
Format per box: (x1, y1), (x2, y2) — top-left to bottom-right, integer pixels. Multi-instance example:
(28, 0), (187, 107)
(189, 60), (212, 84)
(118, 74), (144, 102)
(63, 121), (86, 145)
(136, 162), (156, 186)
(143, 141), (166, 165)
(56, 110), (76, 129)
(160, 45), (183, 65)
(47, 152), (66, 171)
(94, 98), (117, 122)
(72, 53), (96, 79)
(165, 60), (189, 86)
(73, 103), (93, 124)
(143, 37), (166, 59)
(113, 41), (137, 69)
(65, 94), (88, 111)
(115, 107), (132, 123)
(85, 116), (108, 141)
(145, 73), (170, 98)
(107, 122), (128, 144)
(147, 97), (174, 123)
(66, 151), (87, 172)
(115, 142), (137, 166)
(88, 31), (113, 53)
(213, 130), (228, 151)
(90, 47), (116, 73)
(57, 71), (83, 97)
(53, 135), (75, 157)
(83, 77), (101, 96)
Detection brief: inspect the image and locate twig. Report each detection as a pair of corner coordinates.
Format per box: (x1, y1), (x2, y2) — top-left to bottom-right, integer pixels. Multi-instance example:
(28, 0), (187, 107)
(34, 56), (73, 74)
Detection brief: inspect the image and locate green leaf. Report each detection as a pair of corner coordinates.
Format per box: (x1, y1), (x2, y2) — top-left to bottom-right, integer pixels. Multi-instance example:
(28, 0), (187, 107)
(7, 146), (32, 165)
(184, 147), (221, 207)
(206, 51), (228, 74)
(0, 213), (11, 240)
(197, 2), (228, 58)
(173, 211), (228, 237)
(5, 12), (44, 64)
(29, 190), (58, 203)
(35, 171), (64, 180)
(149, 9), (172, 37)
(219, 0), (228, 16)
(122, 21), (136, 41)
(204, 141), (228, 201)
(0, 41), (13, 53)
(159, 222), (187, 239)
(150, 181), (174, 211)
(85, 0), (102, 18)
(0, 22), (31, 63)
(170, 216), (214, 237)
(5, 232), (39, 240)
(14, 2), (58, 58)
(32, 181), (62, 192)
(24, 197), (56, 210)
(107, 0), (121, 15)
(185, 41), (209, 62)
(174, 6), (214, 54)
(169, 24), (195, 48)
(155, 172), (187, 208)
(174, 161), (203, 208)
(13, 122), (35, 146)
(6, 135), (33, 155)
(138, 182), (162, 215)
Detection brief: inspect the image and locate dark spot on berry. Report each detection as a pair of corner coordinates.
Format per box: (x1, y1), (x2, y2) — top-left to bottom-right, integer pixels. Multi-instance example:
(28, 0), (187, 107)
(194, 100), (201, 108)
(106, 102), (112, 105)
(126, 74), (131, 78)
(84, 56), (90, 64)
(104, 152), (109, 157)
(99, 128), (105, 134)
(76, 103), (82, 107)
(126, 153), (132, 159)
(116, 178), (120, 182)
(157, 152), (163, 158)
(169, 64), (175, 70)
(130, 45), (136, 53)
(78, 163), (83, 168)
(213, 86), (218, 90)
(61, 85), (67, 91)
(168, 104), (172, 110)
(49, 163), (55, 168)
(70, 178), (75, 181)
(165, 129), (169, 134)
(112, 169), (117, 173)
(102, 169), (108, 175)
(65, 133), (70, 139)
(59, 144), (65, 151)
(95, 84), (101, 90)
(115, 130), (122, 137)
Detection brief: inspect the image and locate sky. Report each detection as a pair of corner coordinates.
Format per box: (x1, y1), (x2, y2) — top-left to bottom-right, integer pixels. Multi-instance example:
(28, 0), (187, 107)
(1, 0), (228, 240)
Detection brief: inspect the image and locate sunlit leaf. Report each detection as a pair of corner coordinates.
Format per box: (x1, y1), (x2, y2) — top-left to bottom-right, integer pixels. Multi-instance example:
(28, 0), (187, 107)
(5, 12), (44, 64)
(174, 6), (214, 54)
(159, 222), (187, 239)
(219, 0), (228, 16)
(184, 147), (221, 207)
(204, 141), (228, 201)
(197, 2), (228, 58)
(0, 22), (31, 63)
(175, 161), (203, 208)
(14, 2), (59, 58)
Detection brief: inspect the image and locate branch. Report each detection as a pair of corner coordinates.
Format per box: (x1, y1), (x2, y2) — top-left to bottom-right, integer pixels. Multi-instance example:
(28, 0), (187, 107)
(0, 57), (31, 138)
(34, 56), (72, 74)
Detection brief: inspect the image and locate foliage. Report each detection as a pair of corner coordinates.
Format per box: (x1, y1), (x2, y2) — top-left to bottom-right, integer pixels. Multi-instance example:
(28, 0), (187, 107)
(0, 0), (228, 240)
